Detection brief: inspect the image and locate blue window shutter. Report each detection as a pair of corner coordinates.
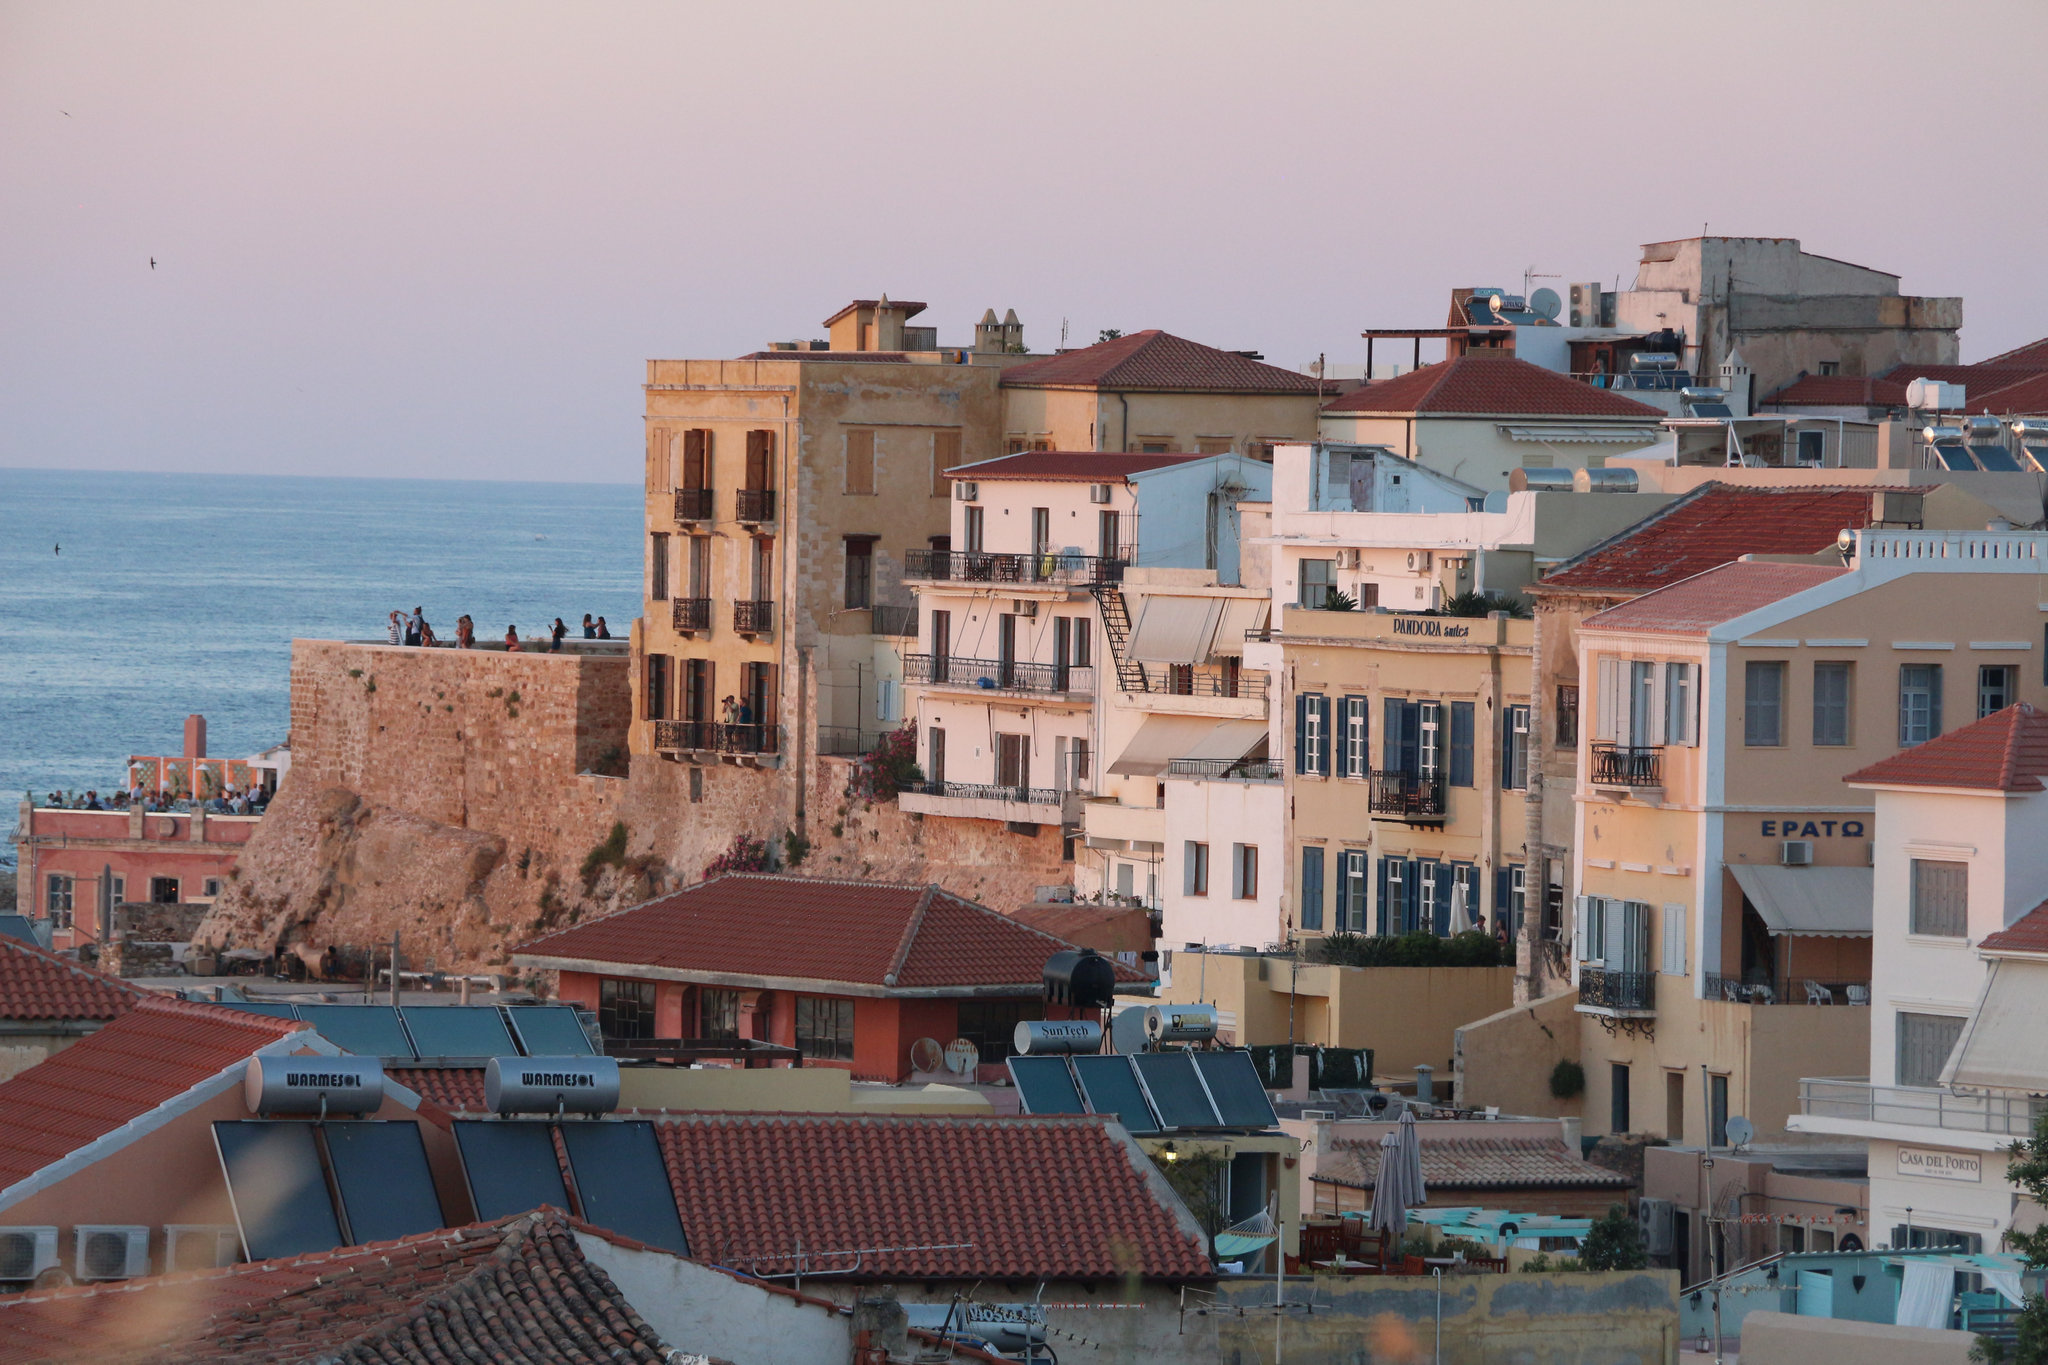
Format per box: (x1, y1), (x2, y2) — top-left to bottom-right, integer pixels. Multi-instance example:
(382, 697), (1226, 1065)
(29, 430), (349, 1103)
(1383, 698), (1402, 771)
(1501, 707), (1515, 789)
(1400, 703), (1422, 775)
(1435, 863), (1456, 936)
(1406, 860), (1424, 933)
(1372, 857), (1386, 936)
(1295, 693), (1309, 773)
(1495, 868), (1511, 932)
(1930, 665), (1944, 739)
(1450, 701), (1474, 787)
(1301, 847), (1324, 931)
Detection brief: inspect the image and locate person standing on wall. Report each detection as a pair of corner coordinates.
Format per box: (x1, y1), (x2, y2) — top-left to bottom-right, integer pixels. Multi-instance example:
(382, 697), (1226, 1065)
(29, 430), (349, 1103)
(550, 617), (567, 652)
(388, 610), (404, 645)
(582, 613), (596, 639)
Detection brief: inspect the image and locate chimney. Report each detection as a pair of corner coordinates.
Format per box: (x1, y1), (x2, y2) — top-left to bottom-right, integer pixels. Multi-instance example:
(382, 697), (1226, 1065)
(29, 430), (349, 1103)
(1414, 1063), (1435, 1105)
(183, 714), (207, 760)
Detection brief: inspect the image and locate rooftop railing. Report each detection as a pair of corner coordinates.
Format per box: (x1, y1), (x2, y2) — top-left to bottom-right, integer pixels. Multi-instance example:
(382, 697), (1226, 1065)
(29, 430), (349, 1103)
(1703, 974), (1870, 1006)
(1798, 1077), (2043, 1138)
(1163, 758), (1282, 782)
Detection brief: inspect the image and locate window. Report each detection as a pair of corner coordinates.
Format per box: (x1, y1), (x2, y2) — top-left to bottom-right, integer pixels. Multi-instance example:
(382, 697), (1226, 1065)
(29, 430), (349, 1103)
(1358, 581), (1380, 609)
(744, 429), (775, 489)
(1299, 558), (1334, 608)
(956, 1000), (1032, 1063)
(844, 537), (875, 609)
(1744, 661), (1785, 746)
(1185, 842), (1210, 897)
(1500, 705), (1530, 790)
(1611, 1063), (1631, 1134)
(795, 996), (855, 1062)
(996, 733), (1031, 790)
(203, 877), (222, 897)
(1666, 1072), (1686, 1143)
(1797, 428), (1826, 466)
(45, 874), (73, 926)
(1544, 861), (1566, 942)
(1299, 847), (1325, 931)
(1660, 902), (1688, 976)
(699, 988), (739, 1041)
(1380, 858), (1407, 936)
(1665, 663), (1696, 745)
(681, 427), (711, 492)
(1899, 664), (1943, 746)
(927, 727), (946, 785)
(843, 430), (875, 494)
(1556, 684), (1579, 745)
(963, 505), (984, 553)
(1980, 664), (2017, 719)
(688, 535), (711, 598)
(1449, 701), (1475, 787)
(1196, 438), (1234, 455)
(110, 876), (125, 905)
(644, 654), (670, 721)
(1817, 360), (1840, 377)
(1813, 662), (1851, 746)
(650, 532), (669, 602)
(150, 877), (180, 904)
(1233, 844), (1259, 899)
(1296, 693), (1330, 776)
(1495, 864), (1527, 938)
(1340, 695), (1369, 779)
(1910, 859), (1968, 937)
(1419, 701), (1442, 777)
(598, 978), (656, 1041)
(689, 767), (703, 804)
(931, 430), (960, 497)
(1710, 1074), (1729, 1147)
(1897, 1012), (1966, 1088)
(1072, 619), (1092, 668)
(1342, 851), (1368, 932)
(1030, 507), (1050, 554)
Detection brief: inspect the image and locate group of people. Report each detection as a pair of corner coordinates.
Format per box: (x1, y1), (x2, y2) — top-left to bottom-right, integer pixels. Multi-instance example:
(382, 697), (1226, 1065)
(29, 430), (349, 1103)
(386, 609), (610, 652)
(44, 784), (268, 815)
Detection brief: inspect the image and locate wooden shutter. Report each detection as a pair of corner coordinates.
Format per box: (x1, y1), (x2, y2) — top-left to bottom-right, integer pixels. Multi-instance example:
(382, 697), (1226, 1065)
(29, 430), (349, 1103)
(1596, 656), (1622, 743)
(1449, 701), (1474, 787)
(932, 430), (960, 497)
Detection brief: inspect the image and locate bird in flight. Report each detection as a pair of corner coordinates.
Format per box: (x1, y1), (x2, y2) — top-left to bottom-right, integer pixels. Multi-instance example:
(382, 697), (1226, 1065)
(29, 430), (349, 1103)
(150, 258), (156, 269)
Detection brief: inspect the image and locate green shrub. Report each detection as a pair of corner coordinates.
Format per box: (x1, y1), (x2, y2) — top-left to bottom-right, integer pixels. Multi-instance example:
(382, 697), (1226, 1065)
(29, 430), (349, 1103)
(1440, 590), (1530, 619)
(1579, 1204), (1648, 1271)
(1306, 931), (1504, 969)
(1550, 1059), (1586, 1100)
(579, 822), (629, 887)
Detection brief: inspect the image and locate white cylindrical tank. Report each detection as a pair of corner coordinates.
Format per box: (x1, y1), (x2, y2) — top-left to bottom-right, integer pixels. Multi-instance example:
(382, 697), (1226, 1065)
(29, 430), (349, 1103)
(244, 1054), (385, 1115)
(1144, 1003), (1220, 1044)
(1013, 1019), (1104, 1056)
(485, 1056), (620, 1116)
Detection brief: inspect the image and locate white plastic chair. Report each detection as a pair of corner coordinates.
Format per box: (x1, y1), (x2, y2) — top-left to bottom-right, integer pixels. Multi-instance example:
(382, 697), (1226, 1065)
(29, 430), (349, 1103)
(1846, 984), (1870, 1005)
(1805, 980), (1832, 1005)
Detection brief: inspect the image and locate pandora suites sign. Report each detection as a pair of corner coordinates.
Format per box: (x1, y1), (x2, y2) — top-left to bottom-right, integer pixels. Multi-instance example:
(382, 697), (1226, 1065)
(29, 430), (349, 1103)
(1896, 1147), (1982, 1182)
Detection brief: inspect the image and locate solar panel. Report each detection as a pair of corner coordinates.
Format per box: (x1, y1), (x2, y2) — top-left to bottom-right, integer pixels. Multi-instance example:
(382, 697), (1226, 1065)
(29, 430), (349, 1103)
(505, 1005), (596, 1057)
(1931, 442), (1978, 471)
(559, 1121), (689, 1255)
(214, 1001), (300, 1020)
(1131, 1052), (1222, 1129)
(1007, 1056), (1085, 1115)
(1689, 403), (1733, 418)
(2021, 444), (2048, 473)
(1192, 1051), (1281, 1129)
(1971, 444), (2022, 472)
(323, 1121), (446, 1244)
(213, 1121), (343, 1259)
(454, 1120), (570, 1221)
(295, 1004), (418, 1058)
(401, 1005), (518, 1059)
(1071, 1055), (1160, 1134)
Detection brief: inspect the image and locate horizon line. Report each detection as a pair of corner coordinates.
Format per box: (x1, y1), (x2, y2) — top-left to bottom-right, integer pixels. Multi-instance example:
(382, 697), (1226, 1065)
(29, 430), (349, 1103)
(0, 464), (639, 489)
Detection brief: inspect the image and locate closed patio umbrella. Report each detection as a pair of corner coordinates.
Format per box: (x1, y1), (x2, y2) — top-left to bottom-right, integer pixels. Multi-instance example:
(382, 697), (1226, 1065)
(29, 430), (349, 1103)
(1369, 1110), (1429, 1244)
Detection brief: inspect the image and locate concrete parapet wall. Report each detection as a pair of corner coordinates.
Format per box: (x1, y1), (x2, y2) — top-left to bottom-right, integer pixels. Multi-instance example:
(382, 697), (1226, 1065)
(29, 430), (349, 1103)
(1455, 987), (1583, 1117)
(1737, 1309), (1975, 1365)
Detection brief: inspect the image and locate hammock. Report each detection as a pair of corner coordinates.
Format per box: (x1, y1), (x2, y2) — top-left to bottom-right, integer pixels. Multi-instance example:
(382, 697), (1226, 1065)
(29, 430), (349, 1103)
(1213, 1202), (1278, 1260)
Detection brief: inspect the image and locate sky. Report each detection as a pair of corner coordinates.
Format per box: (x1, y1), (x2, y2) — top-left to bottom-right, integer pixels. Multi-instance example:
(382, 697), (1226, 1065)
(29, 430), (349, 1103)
(5, 0), (2046, 484)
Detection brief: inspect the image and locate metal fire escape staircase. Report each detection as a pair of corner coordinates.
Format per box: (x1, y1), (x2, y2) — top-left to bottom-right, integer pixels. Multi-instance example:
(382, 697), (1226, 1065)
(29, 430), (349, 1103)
(1089, 583), (1149, 693)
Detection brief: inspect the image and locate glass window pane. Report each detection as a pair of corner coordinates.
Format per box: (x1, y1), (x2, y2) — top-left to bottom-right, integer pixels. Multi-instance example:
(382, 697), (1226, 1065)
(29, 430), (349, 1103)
(1910, 860), (1968, 937)
(1744, 662), (1784, 746)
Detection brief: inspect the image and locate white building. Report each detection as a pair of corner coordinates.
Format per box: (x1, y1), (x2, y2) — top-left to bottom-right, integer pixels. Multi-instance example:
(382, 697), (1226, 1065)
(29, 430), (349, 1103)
(1790, 702), (2048, 1253)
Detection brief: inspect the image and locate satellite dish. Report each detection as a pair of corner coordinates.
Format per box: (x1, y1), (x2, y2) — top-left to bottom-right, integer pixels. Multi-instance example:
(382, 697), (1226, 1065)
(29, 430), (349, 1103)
(1725, 1116), (1755, 1149)
(1530, 287), (1562, 322)
(909, 1037), (943, 1073)
(1110, 1006), (1150, 1055)
(942, 1038), (981, 1076)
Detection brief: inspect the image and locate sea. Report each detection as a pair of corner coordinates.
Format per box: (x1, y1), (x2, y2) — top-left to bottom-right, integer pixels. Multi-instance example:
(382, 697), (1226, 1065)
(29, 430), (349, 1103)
(0, 467), (644, 860)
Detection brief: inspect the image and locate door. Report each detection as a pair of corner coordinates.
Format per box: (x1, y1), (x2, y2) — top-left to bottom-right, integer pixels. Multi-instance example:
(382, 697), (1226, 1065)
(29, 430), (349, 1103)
(1053, 617), (1071, 691)
(1098, 510), (1121, 559)
(998, 613), (1017, 688)
(997, 734), (1031, 792)
(931, 610), (951, 685)
(744, 430), (773, 490)
(750, 537), (773, 603)
(683, 429), (709, 490)
(1031, 507), (1051, 554)
(964, 506), (984, 554)
(928, 728), (946, 786)
(1796, 1270), (1834, 1317)
(1629, 661), (1656, 747)
(689, 536), (711, 599)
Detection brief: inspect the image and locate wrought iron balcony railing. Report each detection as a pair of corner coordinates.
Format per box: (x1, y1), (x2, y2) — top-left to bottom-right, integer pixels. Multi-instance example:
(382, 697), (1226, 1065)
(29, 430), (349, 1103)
(672, 598), (711, 632)
(1369, 770), (1447, 818)
(650, 721), (781, 755)
(1590, 743), (1664, 787)
(870, 604), (917, 637)
(1163, 758), (1282, 782)
(733, 600), (774, 635)
(735, 488), (776, 523)
(673, 488), (714, 522)
(903, 654), (1095, 695)
(817, 727), (892, 757)
(1578, 966), (1656, 1012)
(902, 779), (1060, 807)
(902, 548), (1126, 586)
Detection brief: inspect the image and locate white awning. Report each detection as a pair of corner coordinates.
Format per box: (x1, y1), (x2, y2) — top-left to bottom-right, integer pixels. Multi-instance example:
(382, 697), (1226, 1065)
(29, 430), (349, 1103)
(1209, 598), (1270, 657)
(1499, 425), (1663, 444)
(1729, 865), (1873, 937)
(1941, 960), (2048, 1091)
(1126, 596), (1225, 664)
(1107, 716), (1231, 776)
(1181, 720), (1270, 764)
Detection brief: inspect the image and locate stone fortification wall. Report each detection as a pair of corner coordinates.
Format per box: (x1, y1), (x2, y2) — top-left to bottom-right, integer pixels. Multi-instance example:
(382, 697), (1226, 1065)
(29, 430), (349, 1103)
(200, 639), (1066, 973)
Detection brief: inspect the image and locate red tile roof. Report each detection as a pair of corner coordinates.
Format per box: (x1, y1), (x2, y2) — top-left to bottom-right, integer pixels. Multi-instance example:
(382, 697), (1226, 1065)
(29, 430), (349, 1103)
(0, 1209), (671, 1365)
(1763, 374), (1909, 408)
(1883, 362), (2046, 390)
(999, 330), (1323, 393)
(0, 937), (147, 1022)
(388, 1066), (487, 1113)
(1580, 561), (1847, 636)
(947, 450), (1207, 481)
(655, 1112), (1212, 1280)
(1978, 336), (2048, 368)
(1979, 903), (2048, 957)
(515, 874), (1143, 993)
(0, 996), (304, 1193)
(1845, 703), (2048, 793)
(1007, 903), (1156, 956)
(1313, 1136), (1632, 1192)
(1970, 372), (2048, 416)
(1319, 355), (1665, 419)
(1537, 485), (1880, 595)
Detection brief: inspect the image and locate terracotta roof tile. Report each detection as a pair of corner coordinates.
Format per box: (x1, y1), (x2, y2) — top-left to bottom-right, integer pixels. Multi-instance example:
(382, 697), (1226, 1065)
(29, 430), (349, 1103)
(1007, 903), (1156, 956)
(1000, 330), (1323, 393)
(0, 1209), (672, 1365)
(1580, 561), (1847, 636)
(0, 996), (304, 1192)
(1319, 355), (1665, 419)
(1538, 485), (1879, 594)
(388, 1066), (488, 1113)
(1763, 374), (1909, 407)
(1313, 1136), (1632, 1192)
(1845, 703), (2048, 792)
(514, 874), (1143, 993)
(0, 937), (148, 1022)
(655, 1112), (1212, 1280)
(1969, 372), (2048, 416)
(1981, 336), (2048, 368)
(947, 450), (1207, 481)
(1979, 902), (2048, 956)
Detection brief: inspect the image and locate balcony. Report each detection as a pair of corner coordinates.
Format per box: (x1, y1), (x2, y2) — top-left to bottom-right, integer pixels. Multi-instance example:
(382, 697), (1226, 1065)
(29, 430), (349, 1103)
(898, 778), (1064, 826)
(1143, 668), (1269, 702)
(733, 600), (775, 636)
(902, 548), (1126, 587)
(735, 488), (776, 524)
(1577, 966), (1656, 1014)
(817, 726), (891, 757)
(651, 721), (781, 756)
(671, 598), (711, 633)
(1369, 770), (1447, 822)
(903, 654), (1095, 697)
(1798, 1077), (2043, 1140)
(1703, 974), (1871, 1006)
(870, 604), (917, 637)
(673, 488), (714, 522)
(1590, 743), (1663, 789)
(1163, 757), (1282, 782)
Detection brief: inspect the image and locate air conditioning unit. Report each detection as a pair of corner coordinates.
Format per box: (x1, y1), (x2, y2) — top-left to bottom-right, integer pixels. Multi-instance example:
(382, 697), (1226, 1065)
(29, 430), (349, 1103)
(1301, 1110), (1336, 1121)
(1334, 549), (1359, 570)
(1012, 600), (1039, 618)
(1781, 840), (1814, 867)
(1637, 1198), (1675, 1257)
(166, 1224), (242, 1272)
(954, 482), (978, 501)
(1089, 483), (1113, 504)
(0, 1227), (58, 1282)
(74, 1225), (151, 1281)
(1406, 551), (1433, 571)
